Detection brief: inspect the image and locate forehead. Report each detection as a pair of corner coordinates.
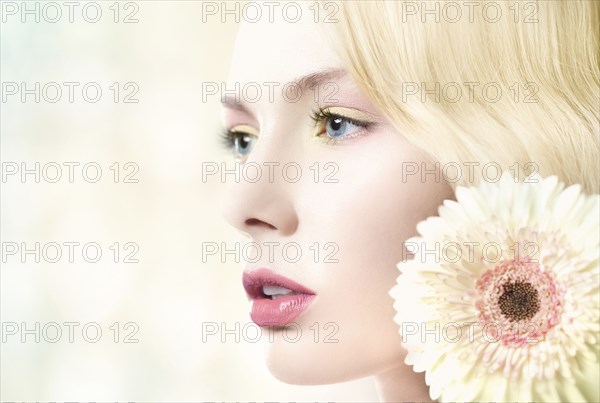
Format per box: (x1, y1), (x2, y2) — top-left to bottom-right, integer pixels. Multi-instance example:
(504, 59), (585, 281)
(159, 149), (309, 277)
(227, 3), (343, 85)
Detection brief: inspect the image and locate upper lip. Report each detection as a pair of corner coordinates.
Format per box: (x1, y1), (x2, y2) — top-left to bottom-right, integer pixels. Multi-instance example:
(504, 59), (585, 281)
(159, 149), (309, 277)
(242, 268), (315, 299)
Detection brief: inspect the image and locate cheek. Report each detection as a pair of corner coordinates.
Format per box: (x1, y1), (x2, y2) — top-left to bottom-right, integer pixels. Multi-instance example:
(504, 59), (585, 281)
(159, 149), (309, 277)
(290, 133), (453, 373)
(322, 164), (428, 328)
(306, 133), (450, 287)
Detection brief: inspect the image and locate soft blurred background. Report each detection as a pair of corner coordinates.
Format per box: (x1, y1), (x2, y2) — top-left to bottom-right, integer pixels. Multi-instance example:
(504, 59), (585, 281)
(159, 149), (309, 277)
(0, 1), (377, 400)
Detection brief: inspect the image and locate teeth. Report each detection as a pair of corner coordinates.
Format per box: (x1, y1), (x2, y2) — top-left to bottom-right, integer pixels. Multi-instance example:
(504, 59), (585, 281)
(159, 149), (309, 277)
(263, 285), (293, 297)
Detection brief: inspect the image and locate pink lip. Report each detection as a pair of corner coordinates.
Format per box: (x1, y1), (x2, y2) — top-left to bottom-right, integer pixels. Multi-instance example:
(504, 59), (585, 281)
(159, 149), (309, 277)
(242, 268), (316, 327)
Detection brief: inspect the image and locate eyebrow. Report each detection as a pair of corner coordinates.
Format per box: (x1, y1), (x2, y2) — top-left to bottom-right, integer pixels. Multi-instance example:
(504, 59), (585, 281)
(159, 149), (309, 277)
(221, 68), (346, 112)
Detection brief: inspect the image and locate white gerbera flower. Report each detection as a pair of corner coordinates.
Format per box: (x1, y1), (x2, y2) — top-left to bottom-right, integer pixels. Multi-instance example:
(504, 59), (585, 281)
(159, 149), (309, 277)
(390, 173), (599, 402)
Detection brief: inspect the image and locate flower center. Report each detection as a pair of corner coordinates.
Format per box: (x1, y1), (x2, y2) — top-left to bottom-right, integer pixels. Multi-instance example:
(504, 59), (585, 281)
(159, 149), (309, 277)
(475, 259), (563, 347)
(498, 281), (540, 321)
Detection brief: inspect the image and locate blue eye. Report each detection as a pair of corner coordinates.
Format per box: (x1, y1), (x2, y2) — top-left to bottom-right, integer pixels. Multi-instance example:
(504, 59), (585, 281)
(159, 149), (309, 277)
(325, 116), (362, 138)
(234, 133), (256, 156)
(220, 128), (257, 158)
(311, 108), (372, 142)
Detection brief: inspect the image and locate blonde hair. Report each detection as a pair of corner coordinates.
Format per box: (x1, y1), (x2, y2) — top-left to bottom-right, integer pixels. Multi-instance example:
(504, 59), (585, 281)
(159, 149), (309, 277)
(321, 0), (599, 193)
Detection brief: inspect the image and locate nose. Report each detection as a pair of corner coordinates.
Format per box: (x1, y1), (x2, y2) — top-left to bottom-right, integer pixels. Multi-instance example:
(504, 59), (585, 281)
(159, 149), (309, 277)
(222, 151), (299, 240)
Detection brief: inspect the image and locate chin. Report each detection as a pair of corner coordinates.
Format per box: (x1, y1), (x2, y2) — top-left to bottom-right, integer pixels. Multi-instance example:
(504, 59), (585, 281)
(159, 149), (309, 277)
(262, 325), (402, 385)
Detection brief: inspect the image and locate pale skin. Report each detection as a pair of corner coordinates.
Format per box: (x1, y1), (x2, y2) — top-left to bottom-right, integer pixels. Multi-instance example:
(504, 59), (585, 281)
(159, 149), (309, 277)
(221, 4), (452, 402)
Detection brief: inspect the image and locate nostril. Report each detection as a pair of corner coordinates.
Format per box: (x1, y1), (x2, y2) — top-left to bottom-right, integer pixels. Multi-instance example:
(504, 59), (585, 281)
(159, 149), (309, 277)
(245, 218), (277, 230)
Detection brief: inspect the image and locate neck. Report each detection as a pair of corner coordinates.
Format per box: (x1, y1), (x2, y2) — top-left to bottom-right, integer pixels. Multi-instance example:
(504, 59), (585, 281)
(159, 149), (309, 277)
(374, 363), (435, 403)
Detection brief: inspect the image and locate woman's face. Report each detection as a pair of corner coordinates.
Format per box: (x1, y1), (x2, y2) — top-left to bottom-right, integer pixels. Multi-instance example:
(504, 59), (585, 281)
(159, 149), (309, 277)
(222, 5), (454, 384)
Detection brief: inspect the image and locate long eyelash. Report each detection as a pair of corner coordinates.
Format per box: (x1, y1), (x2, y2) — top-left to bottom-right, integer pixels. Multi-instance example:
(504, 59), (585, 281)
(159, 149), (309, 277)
(219, 128), (236, 150)
(309, 108), (372, 129)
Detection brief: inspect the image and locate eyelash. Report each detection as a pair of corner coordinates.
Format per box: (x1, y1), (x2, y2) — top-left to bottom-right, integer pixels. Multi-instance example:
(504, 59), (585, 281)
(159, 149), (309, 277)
(219, 107), (374, 152)
(219, 128), (237, 149)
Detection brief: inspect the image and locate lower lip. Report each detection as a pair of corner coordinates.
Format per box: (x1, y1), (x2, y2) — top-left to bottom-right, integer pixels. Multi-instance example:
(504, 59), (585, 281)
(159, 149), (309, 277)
(250, 294), (316, 327)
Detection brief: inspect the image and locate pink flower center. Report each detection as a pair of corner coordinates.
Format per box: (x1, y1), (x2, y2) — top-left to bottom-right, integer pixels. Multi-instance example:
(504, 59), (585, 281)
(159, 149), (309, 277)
(475, 259), (563, 346)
